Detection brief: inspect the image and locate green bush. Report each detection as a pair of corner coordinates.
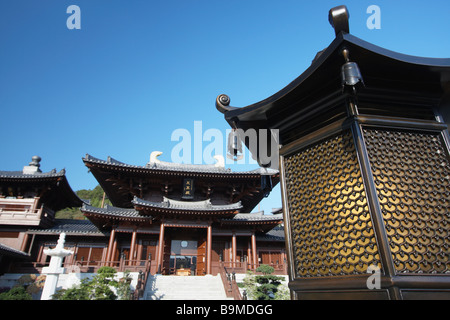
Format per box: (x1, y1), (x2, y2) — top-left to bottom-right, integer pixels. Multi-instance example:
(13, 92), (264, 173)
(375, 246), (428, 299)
(242, 265), (287, 300)
(0, 286), (32, 300)
(52, 267), (132, 300)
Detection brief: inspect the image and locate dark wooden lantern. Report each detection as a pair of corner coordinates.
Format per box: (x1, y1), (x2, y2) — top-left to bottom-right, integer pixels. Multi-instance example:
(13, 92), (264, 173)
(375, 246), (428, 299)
(216, 6), (450, 299)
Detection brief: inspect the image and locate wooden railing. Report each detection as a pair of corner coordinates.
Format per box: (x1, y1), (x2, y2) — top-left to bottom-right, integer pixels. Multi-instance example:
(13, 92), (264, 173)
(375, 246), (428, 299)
(132, 261), (151, 300)
(74, 260), (151, 273)
(11, 260), (151, 274)
(218, 261), (287, 275)
(0, 197), (44, 225)
(219, 262), (243, 300)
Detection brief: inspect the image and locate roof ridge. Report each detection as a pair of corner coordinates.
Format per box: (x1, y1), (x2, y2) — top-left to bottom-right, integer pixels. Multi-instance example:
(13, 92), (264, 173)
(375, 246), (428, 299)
(84, 153), (279, 175)
(132, 196), (243, 211)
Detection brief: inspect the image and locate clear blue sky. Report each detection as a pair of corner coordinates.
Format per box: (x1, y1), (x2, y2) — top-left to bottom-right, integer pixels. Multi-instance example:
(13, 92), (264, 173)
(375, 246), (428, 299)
(0, 0), (449, 213)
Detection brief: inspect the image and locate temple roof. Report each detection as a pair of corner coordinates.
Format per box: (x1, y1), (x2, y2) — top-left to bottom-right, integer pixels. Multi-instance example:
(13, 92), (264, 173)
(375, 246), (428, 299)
(79, 200), (282, 232)
(0, 169), (66, 180)
(222, 211), (282, 222)
(83, 153), (279, 212)
(220, 211), (283, 232)
(216, 32), (450, 146)
(84, 153), (278, 176)
(256, 225), (285, 242)
(0, 157), (84, 212)
(0, 243), (30, 259)
(81, 204), (150, 229)
(133, 196), (242, 220)
(27, 218), (107, 236)
(147, 151), (228, 173)
(27, 216), (285, 240)
(82, 204), (142, 219)
(132, 196), (243, 212)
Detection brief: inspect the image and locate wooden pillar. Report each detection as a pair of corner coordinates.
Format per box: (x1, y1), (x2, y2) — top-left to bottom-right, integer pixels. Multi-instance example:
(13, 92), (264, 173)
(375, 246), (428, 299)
(20, 233), (29, 252)
(111, 236), (118, 267)
(231, 232), (236, 268)
(129, 229), (137, 266)
(251, 231), (257, 270)
(106, 228), (116, 265)
(27, 234), (36, 255)
(206, 224), (212, 274)
(156, 223), (165, 273)
(101, 192), (106, 208)
(247, 240), (252, 269)
(137, 241), (143, 262)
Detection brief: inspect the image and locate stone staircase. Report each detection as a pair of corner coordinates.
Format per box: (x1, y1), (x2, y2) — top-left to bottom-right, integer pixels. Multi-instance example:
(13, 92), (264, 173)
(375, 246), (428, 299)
(143, 274), (232, 300)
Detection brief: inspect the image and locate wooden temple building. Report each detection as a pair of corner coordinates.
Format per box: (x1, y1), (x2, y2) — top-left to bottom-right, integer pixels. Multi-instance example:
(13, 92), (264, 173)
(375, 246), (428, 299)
(0, 156), (83, 274)
(0, 153), (286, 277)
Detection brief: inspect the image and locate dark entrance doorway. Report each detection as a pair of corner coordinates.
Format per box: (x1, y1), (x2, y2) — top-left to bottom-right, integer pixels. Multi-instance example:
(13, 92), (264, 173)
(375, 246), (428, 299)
(169, 239), (198, 275)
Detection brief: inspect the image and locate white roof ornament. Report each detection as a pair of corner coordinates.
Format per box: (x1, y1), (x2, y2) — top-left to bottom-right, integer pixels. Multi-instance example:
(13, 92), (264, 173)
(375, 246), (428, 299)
(213, 155), (225, 168)
(23, 156), (42, 174)
(149, 151), (163, 164)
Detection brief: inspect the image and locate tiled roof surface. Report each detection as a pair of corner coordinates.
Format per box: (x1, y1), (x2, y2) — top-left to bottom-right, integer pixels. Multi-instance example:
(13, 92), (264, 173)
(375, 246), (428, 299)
(256, 225), (285, 241)
(24, 216), (285, 240)
(132, 196), (243, 211)
(27, 219), (107, 236)
(82, 204), (142, 218)
(0, 243), (30, 258)
(0, 169), (65, 179)
(224, 211), (283, 222)
(84, 154), (278, 175)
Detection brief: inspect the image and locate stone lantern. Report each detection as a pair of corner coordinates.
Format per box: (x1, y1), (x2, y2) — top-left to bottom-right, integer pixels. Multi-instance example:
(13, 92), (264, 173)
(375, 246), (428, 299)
(41, 233), (73, 300)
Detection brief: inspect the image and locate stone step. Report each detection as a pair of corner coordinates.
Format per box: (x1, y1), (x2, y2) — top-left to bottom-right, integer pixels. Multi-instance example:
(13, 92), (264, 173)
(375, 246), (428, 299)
(143, 274), (232, 300)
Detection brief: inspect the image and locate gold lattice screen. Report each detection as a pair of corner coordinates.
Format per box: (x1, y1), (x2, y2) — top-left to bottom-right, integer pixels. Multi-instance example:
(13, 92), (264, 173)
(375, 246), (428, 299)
(363, 129), (450, 274)
(284, 130), (382, 278)
(283, 128), (450, 279)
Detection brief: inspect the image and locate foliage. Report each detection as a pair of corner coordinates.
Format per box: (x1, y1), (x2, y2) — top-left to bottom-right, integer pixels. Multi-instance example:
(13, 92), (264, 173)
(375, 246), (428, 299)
(55, 184), (111, 219)
(96, 266), (116, 275)
(52, 266), (132, 300)
(255, 264), (275, 275)
(17, 274), (46, 294)
(241, 265), (288, 300)
(116, 271), (132, 300)
(0, 274), (46, 300)
(76, 185), (111, 208)
(54, 207), (84, 220)
(273, 283), (290, 300)
(242, 270), (257, 299)
(0, 286), (32, 300)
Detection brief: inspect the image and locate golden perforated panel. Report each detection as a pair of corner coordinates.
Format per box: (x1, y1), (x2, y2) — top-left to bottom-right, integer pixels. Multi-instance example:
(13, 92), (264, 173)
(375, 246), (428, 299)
(284, 131), (382, 277)
(364, 129), (450, 274)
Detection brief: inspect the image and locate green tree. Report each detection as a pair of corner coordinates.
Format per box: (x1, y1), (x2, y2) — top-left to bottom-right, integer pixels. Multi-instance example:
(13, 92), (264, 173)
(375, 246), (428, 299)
(77, 185), (111, 208)
(55, 185), (111, 219)
(0, 274), (46, 300)
(52, 266), (131, 300)
(242, 270), (257, 299)
(0, 286), (32, 300)
(242, 265), (287, 300)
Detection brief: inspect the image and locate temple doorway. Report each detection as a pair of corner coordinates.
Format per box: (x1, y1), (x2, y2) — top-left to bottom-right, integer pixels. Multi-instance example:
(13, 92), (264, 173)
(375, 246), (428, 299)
(169, 240), (198, 275)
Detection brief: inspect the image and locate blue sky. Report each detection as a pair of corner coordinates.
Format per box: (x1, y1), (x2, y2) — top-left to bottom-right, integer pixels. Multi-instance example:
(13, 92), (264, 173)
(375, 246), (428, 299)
(0, 1), (449, 213)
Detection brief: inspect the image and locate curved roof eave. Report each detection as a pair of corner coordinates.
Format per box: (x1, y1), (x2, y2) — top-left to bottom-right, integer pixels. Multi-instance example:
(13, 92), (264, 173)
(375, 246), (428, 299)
(132, 196), (243, 212)
(83, 154), (279, 177)
(0, 169), (84, 210)
(223, 32), (450, 123)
